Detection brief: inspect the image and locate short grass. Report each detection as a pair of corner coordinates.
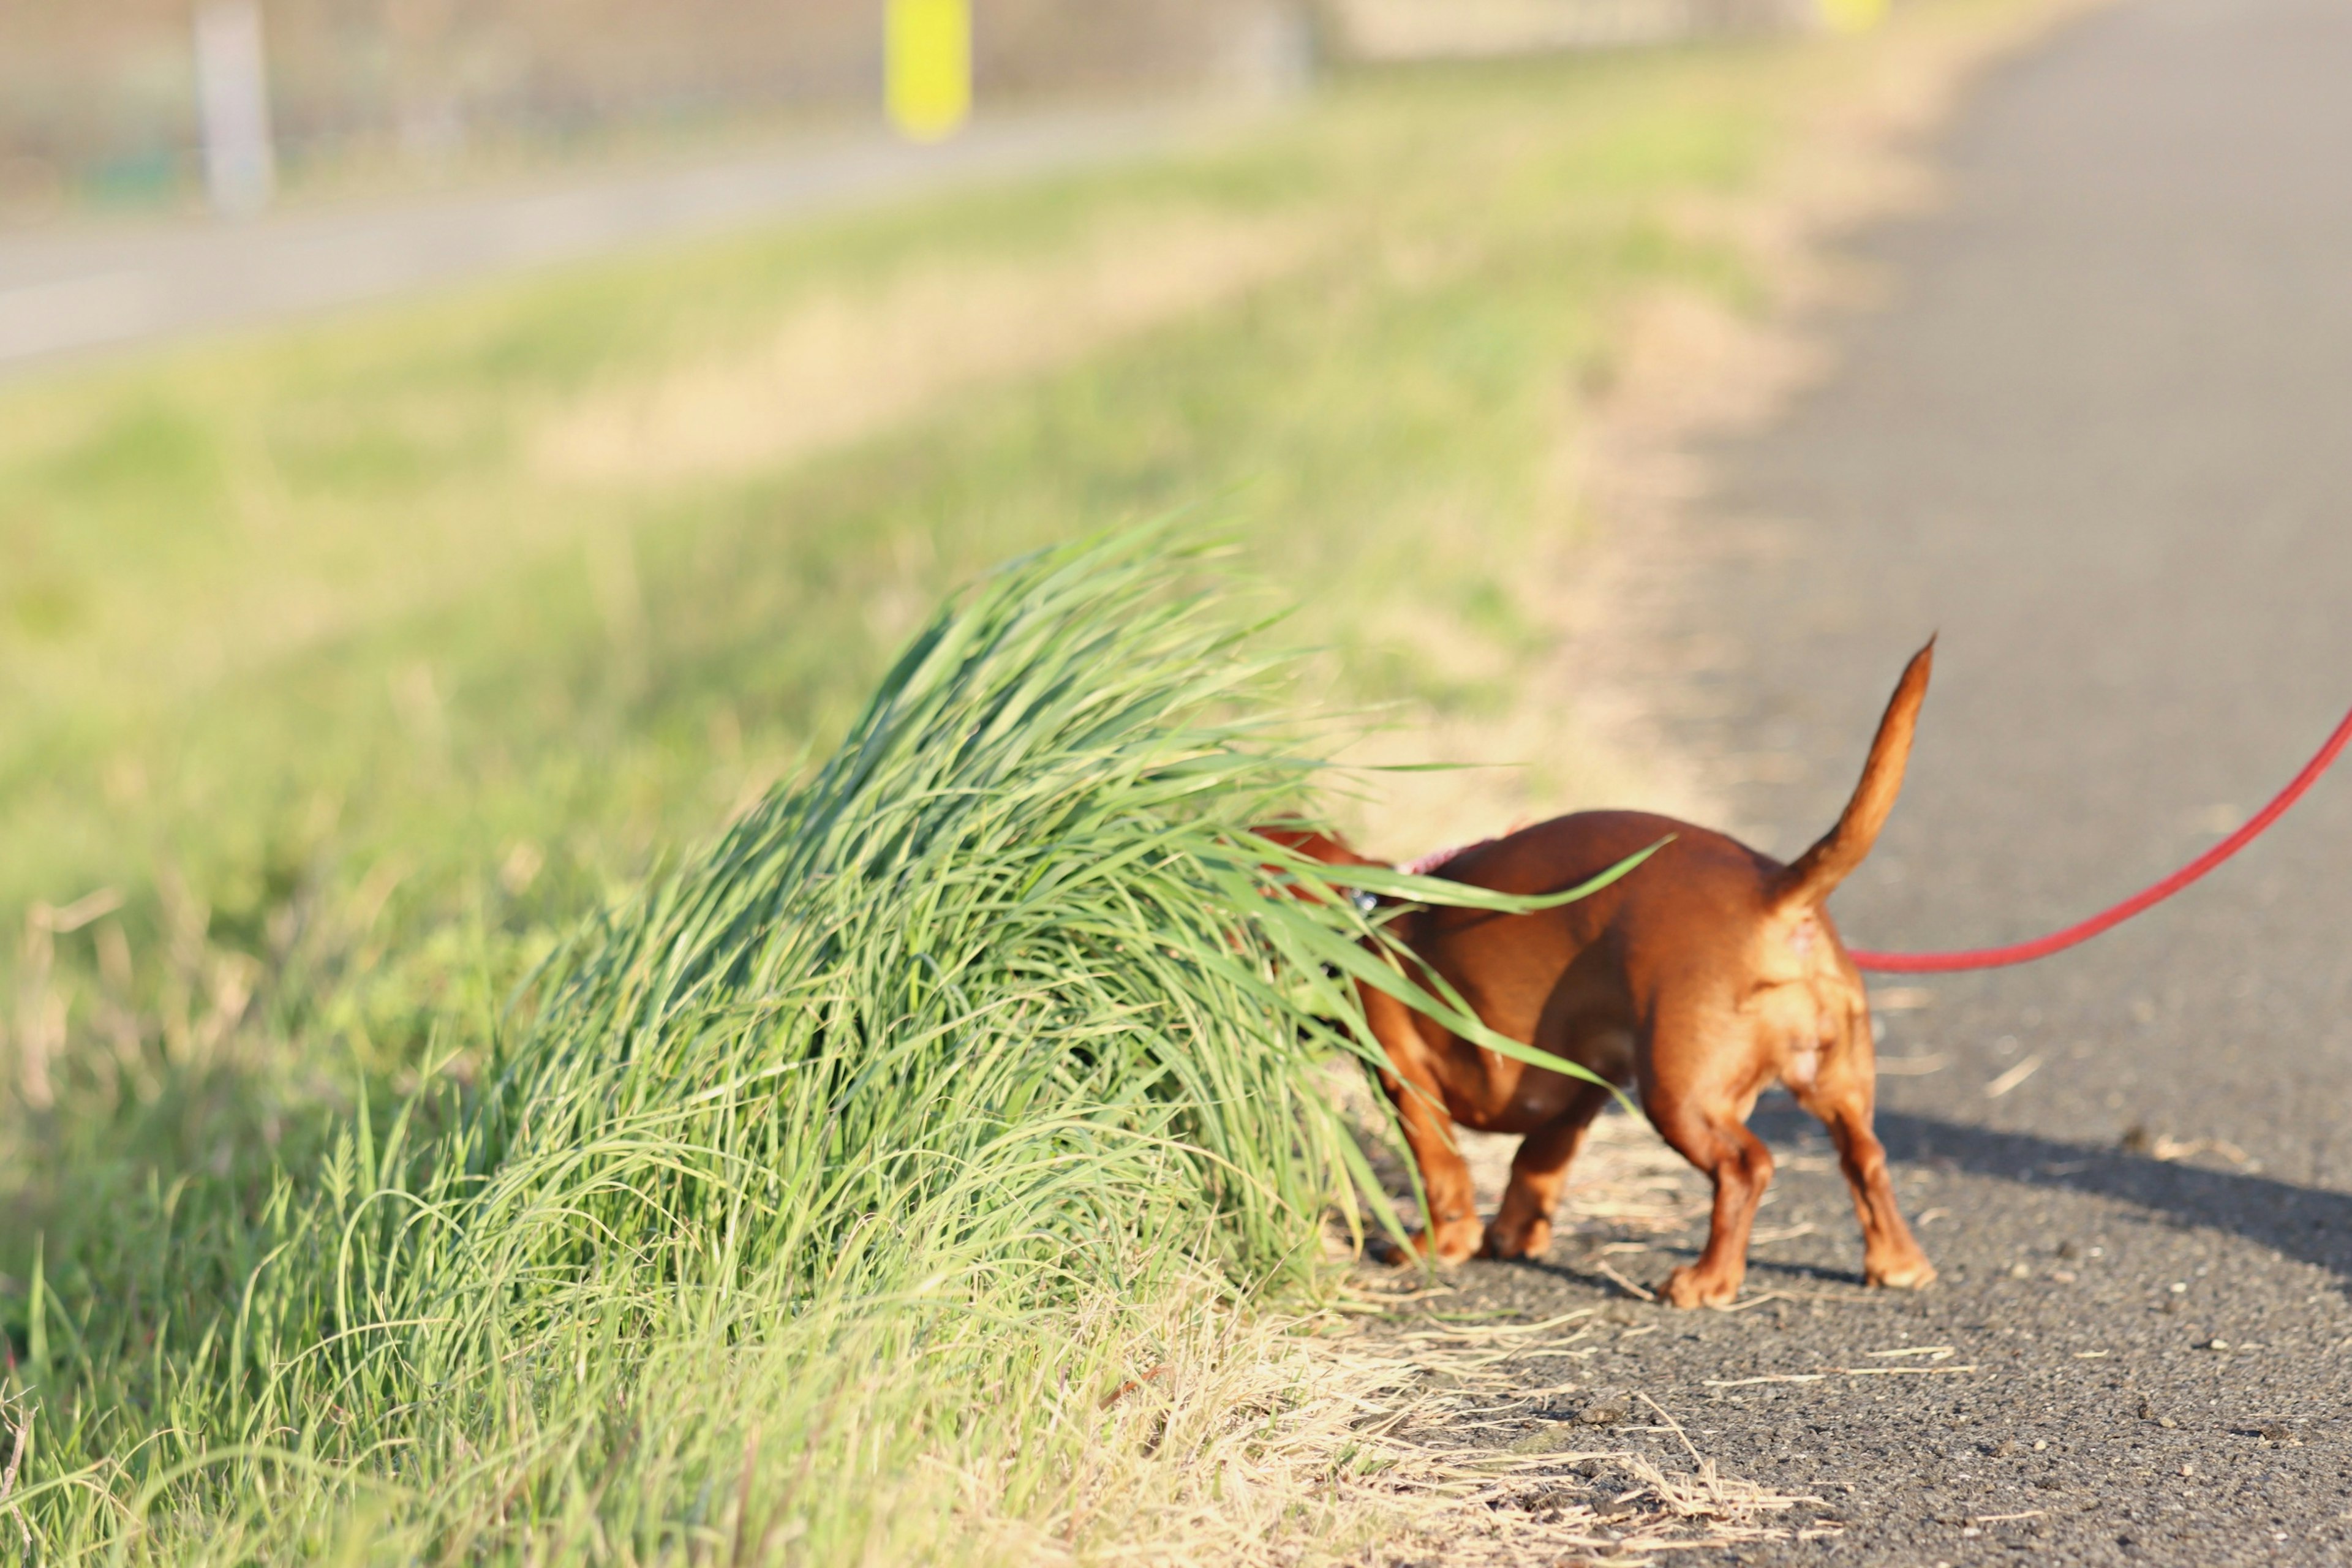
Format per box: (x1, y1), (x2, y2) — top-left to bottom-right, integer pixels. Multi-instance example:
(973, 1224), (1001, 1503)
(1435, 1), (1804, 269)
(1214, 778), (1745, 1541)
(1, 6), (2030, 1558)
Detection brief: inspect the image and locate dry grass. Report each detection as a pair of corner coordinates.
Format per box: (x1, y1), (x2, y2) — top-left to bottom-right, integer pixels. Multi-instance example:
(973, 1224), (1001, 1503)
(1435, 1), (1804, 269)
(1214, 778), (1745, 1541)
(1302, 1301), (1841, 1564)
(536, 208), (1327, 483)
(1023, 1068), (1843, 1567)
(2119, 1125), (2256, 1169)
(1048, 1284), (1838, 1567)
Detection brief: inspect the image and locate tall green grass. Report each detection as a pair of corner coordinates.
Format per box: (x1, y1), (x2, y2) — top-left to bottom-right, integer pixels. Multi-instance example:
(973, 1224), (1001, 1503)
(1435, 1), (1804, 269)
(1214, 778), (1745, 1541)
(4, 530), (1511, 1562)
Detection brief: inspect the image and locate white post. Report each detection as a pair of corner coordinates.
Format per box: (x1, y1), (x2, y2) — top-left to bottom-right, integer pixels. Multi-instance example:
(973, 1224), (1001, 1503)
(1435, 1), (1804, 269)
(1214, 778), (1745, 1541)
(194, 0), (277, 216)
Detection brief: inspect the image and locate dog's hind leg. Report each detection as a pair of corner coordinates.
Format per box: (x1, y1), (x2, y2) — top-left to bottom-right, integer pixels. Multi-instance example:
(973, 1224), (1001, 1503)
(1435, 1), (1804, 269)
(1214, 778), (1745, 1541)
(1483, 1082), (1611, 1259)
(1646, 1096), (1776, 1308)
(1795, 1073), (1935, 1290)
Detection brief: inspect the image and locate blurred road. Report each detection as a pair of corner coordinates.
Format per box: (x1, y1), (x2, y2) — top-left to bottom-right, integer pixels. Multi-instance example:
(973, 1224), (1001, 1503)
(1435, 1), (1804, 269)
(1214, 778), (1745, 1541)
(1427, 1), (2352, 1561)
(0, 107), (1172, 375)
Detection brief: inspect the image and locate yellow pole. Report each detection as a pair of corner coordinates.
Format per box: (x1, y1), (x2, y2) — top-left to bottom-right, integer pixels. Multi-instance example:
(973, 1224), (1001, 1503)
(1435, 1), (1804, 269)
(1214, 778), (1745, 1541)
(1820, 0), (1890, 33)
(887, 0), (972, 142)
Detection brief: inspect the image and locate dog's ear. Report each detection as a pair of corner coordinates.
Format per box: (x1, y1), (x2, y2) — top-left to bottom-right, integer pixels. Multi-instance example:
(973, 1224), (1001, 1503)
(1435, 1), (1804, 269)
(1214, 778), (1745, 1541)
(1768, 639), (1934, 913)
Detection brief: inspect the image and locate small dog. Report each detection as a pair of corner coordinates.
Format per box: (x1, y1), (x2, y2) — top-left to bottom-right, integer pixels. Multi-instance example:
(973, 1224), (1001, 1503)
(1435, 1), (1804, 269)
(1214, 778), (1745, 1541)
(1283, 643), (1937, 1308)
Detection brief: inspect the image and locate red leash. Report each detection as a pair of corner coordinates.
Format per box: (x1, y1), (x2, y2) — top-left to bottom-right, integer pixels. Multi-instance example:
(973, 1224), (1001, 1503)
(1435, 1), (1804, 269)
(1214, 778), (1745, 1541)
(1849, 699), (2352, 973)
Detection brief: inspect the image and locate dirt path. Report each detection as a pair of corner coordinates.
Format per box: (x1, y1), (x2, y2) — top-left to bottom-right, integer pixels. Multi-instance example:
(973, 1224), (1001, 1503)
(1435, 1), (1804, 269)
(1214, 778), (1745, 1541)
(1359, 2), (2352, 1562)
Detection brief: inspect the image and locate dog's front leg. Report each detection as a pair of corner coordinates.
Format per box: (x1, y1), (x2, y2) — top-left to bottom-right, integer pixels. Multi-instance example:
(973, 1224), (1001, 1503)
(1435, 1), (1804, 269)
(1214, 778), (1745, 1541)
(1379, 1069), (1484, 1263)
(1361, 987), (1483, 1263)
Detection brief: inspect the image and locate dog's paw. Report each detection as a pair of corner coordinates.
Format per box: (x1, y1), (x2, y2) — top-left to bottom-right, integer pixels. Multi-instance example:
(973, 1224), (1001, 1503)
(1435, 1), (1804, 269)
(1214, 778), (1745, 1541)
(1374, 1221), (1483, 1267)
(1867, 1255), (1937, 1291)
(1662, 1264), (1741, 1310)
(1480, 1218), (1552, 1261)
(1429, 1218), (1485, 1264)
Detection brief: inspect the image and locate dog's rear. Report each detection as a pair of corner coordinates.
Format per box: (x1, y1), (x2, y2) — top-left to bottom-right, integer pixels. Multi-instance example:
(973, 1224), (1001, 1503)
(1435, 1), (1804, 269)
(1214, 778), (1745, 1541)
(1625, 641), (1938, 1303)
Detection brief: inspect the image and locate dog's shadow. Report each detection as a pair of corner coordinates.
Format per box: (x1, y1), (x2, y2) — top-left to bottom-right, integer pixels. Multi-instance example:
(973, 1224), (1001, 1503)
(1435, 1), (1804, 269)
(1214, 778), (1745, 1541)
(1513, 1243), (1863, 1299)
(1746, 1105), (2352, 1288)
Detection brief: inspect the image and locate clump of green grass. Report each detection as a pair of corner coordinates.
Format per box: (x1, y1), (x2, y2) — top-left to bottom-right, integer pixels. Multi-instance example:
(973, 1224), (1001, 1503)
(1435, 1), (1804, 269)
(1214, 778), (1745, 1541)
(4, 529), (1512, 1562)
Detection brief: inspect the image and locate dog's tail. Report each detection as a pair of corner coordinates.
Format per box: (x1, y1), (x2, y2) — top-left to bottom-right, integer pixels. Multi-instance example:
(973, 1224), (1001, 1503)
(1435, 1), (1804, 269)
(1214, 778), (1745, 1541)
(1768, 639), (1935, 912)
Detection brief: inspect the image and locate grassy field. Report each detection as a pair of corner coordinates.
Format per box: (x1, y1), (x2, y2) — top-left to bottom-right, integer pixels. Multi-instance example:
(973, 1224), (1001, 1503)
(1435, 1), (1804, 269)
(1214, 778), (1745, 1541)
(1, 6), (2049, 1559)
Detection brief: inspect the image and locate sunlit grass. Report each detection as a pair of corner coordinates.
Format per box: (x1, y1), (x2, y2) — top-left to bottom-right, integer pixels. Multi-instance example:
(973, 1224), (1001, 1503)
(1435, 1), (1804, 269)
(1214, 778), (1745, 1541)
(0, 4), (2043, 1557)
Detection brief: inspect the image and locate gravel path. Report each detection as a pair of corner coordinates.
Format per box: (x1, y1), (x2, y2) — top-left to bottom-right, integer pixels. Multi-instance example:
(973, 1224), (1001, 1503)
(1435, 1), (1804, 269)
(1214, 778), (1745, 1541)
(1379, 2), (2352, 1562)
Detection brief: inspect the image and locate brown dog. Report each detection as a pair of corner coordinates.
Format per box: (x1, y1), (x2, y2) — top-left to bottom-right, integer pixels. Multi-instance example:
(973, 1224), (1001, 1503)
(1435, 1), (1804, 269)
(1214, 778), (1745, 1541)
(1288, 644), (1938, 1308)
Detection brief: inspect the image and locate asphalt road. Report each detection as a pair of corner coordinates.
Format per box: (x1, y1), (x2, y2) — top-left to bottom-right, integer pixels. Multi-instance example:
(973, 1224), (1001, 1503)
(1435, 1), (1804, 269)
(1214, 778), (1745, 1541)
(1390, 1), (2352, 1562)
(0, 106), (1172, 376)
